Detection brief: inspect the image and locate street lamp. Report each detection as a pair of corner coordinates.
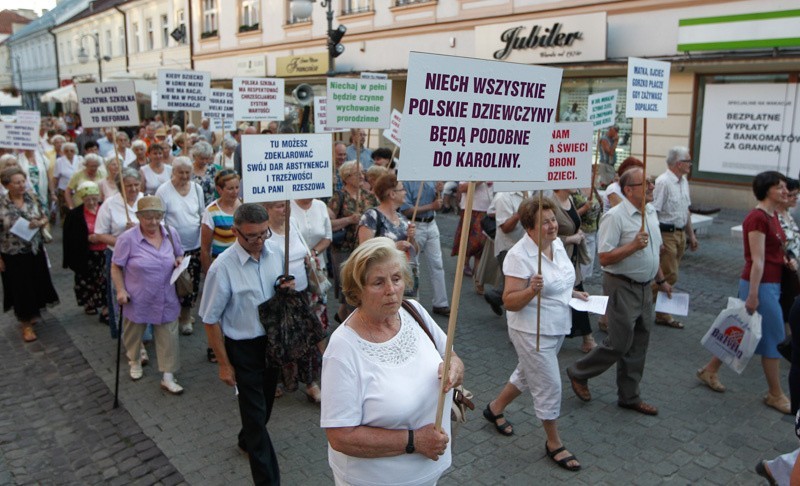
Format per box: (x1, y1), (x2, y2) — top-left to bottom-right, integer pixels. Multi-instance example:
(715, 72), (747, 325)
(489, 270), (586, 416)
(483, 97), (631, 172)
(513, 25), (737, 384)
(12, 55), (25, 109)
(77, 33), (111, 82)
(289, 0), (346, 77)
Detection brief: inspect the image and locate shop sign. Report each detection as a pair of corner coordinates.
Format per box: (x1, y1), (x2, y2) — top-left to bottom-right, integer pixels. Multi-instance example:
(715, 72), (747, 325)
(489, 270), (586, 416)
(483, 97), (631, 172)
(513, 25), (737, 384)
(678, 10), (800, 52)
(474, 12), (606, 65)
(236, 55), (267, 77)
(276, 53), (328, 77)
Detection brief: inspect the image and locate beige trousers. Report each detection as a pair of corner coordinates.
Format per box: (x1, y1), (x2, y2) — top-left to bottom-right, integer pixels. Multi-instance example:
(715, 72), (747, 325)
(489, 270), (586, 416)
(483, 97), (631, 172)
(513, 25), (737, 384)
(123, 319), (180, 373)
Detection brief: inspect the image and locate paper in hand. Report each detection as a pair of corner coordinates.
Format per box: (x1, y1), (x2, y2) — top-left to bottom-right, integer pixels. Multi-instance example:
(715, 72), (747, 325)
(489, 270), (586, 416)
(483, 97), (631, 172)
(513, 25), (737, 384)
(655, 291), (689, 316)
(569, 295), (609, 315)
(170, 255), (191, 285)
(10, 217), (38, 242)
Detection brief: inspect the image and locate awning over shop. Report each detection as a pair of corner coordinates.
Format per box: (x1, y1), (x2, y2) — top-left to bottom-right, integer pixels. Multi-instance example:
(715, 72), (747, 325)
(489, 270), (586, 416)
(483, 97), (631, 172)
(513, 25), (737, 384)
(40, 85), (77, 104)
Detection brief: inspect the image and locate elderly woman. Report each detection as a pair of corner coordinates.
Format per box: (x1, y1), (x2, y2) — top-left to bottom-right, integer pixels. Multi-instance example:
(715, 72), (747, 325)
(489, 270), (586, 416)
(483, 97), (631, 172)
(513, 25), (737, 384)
(63, 181), (107, 318)
(265, 200), (323, 402)
(292, 197), (332, 330)
(697, 171), (792, 414)
(190, 141), (219, 205)
(129, 140), (148, 170)
(115, 132), (136, 165)
(483, 197), (587, 471)
(603, 157), (643, 212)
(52, 142), (83, 221)
(99, 156), (122, 201)
(18, 149), (50, 205)
(328, 160), (378, 323)
(156, 156), (204, 335)
(65, 153), (104, 209)
(321, 237), (464, 485)
(172, 132), (190, 157)
(0, 167), (59, 342)
(140, 143), (172, 195)
(112, 196), (184, 394)
(214, 139), (236, 170)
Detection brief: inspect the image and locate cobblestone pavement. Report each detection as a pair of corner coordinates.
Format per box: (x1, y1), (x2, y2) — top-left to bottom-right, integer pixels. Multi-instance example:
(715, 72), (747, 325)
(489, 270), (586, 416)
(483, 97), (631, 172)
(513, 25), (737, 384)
(1, 207), (794, 485)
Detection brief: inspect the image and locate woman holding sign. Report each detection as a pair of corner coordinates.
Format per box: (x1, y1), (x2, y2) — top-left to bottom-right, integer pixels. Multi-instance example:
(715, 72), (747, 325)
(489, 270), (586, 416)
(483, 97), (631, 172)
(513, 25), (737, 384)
(483, 196), (587, 471)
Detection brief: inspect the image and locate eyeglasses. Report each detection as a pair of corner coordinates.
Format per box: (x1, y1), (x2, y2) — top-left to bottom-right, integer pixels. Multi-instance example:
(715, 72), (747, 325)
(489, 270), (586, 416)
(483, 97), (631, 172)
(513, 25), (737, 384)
(678, 159), (693, 165)
(394, 186), (406, 192)
(237, 227), (272, 243)
(138, 213), (163, 221)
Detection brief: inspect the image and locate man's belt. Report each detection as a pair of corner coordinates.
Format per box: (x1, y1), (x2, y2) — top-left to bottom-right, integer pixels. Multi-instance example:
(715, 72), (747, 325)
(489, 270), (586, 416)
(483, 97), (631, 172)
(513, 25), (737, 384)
(604, 272), (651, 286)
(659, 223), (684, 233)
(417, 216), (435, 223)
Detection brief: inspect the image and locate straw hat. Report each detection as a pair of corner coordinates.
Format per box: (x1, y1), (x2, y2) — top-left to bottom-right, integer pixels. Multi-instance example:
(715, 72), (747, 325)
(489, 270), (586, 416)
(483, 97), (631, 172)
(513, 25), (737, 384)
(136, 196), (164, 213)
(155, 127), (167, 138)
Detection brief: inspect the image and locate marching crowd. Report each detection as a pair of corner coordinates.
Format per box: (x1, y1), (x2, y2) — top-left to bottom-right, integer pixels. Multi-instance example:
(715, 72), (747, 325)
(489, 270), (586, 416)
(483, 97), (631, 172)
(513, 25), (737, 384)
(2, 113), (799, 485)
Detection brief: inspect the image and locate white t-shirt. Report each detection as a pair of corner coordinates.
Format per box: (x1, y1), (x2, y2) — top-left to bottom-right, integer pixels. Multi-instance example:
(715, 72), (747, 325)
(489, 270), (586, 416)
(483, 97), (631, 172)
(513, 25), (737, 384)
(95, 192), (142, 250)
(156, 181), (203, 251)
(602, 182), (623, 213)
(141, 164), (173, 195)
(458, 181), (493, 212)
(492, 192), (525, 256)
(290, 199), (332, 269)
(53, 155), (83, 190)
(503, 235), (575, 335)
(267, 218), (308, 292)
(321, 300), (453, 486)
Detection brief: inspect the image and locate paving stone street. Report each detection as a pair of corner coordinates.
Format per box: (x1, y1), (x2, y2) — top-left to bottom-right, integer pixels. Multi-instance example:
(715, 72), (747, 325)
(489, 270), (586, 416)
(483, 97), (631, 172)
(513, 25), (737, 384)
(0, 206), (794, 485)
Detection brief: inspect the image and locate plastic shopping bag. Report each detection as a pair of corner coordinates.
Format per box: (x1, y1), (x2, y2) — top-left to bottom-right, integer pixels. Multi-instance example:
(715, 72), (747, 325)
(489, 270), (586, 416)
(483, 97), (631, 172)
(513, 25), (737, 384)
(700, 297), (762, 374)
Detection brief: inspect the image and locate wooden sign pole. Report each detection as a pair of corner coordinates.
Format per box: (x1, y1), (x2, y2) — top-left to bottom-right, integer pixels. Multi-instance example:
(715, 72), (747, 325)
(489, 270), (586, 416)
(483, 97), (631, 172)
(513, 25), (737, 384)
(284, 200), (290, 276)
(641, 119), (648, 230)
(536, 190), (543, 352)
(111, 128), (130, 224)
(410, 182), (424, 224)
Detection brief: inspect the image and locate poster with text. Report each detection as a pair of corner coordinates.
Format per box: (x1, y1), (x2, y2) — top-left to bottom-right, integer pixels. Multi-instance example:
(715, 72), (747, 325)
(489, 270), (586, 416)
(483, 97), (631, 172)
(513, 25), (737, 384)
(233, 78), (285, 122)
(587, 90), (617, 130)
(383, 109), (402, 147)
(241, 134), (333, 203)
(76, 81), (140, 128)
(157, 70), (211, 112)
(493, 122), (593, 190)
(203, 89), (234, 132)
(326, 78), (392, 129)
(0, 113), (38, 150)
(698, 83), (799, 177)
(625, 57), (670, 119)
(398, 52), (562, 182)
(313, 97), (348, 134)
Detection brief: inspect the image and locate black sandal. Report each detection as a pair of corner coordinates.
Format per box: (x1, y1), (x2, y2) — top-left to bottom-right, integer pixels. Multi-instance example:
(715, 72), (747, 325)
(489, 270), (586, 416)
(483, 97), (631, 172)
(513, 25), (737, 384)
(207, 347), (217, 363)
(483, 404), (513, 436)
(545, 442), (581, 471)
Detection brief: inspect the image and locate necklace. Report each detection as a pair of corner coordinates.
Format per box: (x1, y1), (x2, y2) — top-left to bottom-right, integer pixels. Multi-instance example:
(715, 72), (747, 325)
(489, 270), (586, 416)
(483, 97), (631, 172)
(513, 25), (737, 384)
(357, 310), (399, 343)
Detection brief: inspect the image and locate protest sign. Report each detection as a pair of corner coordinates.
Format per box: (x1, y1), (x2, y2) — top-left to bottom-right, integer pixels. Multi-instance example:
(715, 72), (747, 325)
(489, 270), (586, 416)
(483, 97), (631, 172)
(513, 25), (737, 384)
(361, 72), (388, 79)
(383, 109), (402, 147)
(492, 122), (593, 191)
(326, 78), (392, 129)
(241, 134), (333, 203)
(398, 52), (562, 182)
(16, 110), (40, 126)
(313, 97), (347, 134)
(157, 69), (211, 111)
(203, 89), (234, 132)
(625, 57), (670, 118)
(0, 110), (39, 150)
(151, 90), (158, 111)
(76, 81), (140, 128)
(233, 77), (285, 122)
(587, 90), (618, 130)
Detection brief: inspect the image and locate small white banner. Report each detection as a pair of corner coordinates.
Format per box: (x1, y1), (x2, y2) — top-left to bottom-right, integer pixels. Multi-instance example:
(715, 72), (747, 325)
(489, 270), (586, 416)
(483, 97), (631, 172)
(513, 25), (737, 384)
(313, 97), (347, 134)
(382, 109), (402, 147)
(76, 81), (140, 128)
(625, 57), (670, 119)
(587, 90), (618, 130)
(326, 78), (392, 129)
(203, 89), (234, 131)
(157, 69), (211, 112)
(233, 77), (285, 122)
(0, 110), (40, 150)
(361, 72), (388, 79)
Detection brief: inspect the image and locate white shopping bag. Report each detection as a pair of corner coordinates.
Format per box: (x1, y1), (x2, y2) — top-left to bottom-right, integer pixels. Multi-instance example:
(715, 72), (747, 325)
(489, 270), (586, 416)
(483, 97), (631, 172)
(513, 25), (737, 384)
(700, 298), (762, 374)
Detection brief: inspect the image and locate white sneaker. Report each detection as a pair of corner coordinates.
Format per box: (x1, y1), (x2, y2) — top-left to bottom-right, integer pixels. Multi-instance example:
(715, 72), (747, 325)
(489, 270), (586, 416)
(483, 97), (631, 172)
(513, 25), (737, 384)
(160, 377), (184, 395)
(180, 321), (194, 335)
(140, 347), (149, 366)
(129, 362), (143, 381)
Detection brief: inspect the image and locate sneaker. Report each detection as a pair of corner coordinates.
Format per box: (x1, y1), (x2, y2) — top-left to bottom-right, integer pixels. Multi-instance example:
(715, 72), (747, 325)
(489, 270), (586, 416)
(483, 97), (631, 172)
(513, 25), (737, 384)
(696, 368), (725, 392)
(140, 347), (149, 366)
(180, 321), (194, 335)
(129, 362), (143, 381)
(160, 377), (184, 395)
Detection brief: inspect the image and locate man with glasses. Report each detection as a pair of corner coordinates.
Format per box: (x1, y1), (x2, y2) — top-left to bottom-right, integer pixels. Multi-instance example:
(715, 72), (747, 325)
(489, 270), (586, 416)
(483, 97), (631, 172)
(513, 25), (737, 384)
(652, 146), (698, 330)
(199, 203), (292, 485)
(567, 167), (672, 416)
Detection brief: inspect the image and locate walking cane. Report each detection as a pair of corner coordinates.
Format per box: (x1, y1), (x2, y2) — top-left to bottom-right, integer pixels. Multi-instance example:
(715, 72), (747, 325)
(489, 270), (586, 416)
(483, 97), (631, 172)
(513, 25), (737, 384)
(113, 304), (123, 409)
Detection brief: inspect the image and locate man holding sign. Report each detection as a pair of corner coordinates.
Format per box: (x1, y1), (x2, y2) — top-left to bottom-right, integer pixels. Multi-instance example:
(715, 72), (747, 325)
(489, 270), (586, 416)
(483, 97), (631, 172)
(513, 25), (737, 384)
(567, 167), (671, 415)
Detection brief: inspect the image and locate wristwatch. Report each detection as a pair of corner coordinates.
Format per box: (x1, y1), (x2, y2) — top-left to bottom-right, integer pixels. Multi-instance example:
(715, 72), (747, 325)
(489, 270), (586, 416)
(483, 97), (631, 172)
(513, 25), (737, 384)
(405, 430), (415, 454)
(656, 278), (666, 285)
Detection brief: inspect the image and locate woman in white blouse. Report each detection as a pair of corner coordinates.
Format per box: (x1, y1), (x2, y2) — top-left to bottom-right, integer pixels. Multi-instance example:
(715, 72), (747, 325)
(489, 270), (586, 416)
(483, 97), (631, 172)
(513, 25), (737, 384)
(291, 198), (332, 272)
(140, 143), (172, 195)
(52, 142), (83, 221)
(482, 196), (587, 472)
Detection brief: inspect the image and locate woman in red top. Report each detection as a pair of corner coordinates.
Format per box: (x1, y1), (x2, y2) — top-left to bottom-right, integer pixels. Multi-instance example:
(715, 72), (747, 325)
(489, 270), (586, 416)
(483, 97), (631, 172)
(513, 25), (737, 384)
(697, 171), (791, 414)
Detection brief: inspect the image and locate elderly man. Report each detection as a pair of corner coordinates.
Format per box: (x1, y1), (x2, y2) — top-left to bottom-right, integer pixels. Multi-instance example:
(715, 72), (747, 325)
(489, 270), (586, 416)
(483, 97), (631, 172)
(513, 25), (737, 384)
(333, 141), (347, 191)
(200, 203), (293, 486)
(484, 190), (526, 316)
(97, 128), (116, 157)
(566, 167), (672, 416)
(345, 128), (373, 169)
(197, 118), (216, 145)
(652, 146), (698, 329)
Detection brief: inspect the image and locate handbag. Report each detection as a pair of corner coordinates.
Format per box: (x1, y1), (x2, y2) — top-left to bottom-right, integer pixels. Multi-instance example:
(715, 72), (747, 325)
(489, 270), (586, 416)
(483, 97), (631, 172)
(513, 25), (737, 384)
(401, 300), (475, 423)
(164, 227), (193, 298)
(294, 221), (332, 296)
(259, 278), (326, 366)
(481, 213), (496, 240)
(700, 297), (762, 374)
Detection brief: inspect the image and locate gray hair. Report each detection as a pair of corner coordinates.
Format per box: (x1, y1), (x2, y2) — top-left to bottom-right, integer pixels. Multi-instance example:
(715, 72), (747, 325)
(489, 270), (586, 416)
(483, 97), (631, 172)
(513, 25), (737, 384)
(51, 134), (66, 144)
(666, 146), (690, 167)
(619, 167), (643, 192)
(223, 139), (238, 151)
(62, 142), (78, 153)
(131, 140), (147, 151)
(0, 154), (18, 168)
(339, 160), (359, 179)
(120, 167), (142, 182)
(172, 156), (192, 170)
(190, 140), (213, 159)
(171, 125), (181, 133)
(234, 203), (268, 226)
(83, 153), (103, 166)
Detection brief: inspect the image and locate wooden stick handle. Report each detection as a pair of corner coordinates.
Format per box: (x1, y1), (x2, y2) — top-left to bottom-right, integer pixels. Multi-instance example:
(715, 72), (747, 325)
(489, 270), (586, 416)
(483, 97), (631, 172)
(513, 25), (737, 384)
(410, 182), (424, 224)
(536, 190), (543, 352)
(111, 128), (131, 224)
(284, 200), (290, 276)
(641, 119), (648, 231)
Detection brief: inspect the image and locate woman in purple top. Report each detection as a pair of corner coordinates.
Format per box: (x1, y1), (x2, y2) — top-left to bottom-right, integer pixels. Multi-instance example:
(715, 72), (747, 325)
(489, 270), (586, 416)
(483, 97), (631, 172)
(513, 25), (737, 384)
(111, 196), (185, 395)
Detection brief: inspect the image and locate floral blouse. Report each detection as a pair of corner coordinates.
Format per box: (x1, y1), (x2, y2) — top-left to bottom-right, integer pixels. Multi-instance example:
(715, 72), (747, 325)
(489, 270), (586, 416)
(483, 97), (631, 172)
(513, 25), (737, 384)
(779, 210), (800, 259)
(192, 164), (220, 206)
(359, 208), (410, 243)
(573, 190), (602, 234)
(328, 189), (378, 253)
(0, 192), (47, 255)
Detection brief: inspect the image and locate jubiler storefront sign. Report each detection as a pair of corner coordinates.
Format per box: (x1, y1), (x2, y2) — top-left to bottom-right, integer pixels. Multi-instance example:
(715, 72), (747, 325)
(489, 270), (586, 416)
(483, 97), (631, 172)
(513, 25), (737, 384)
(475, 12), (606, 64)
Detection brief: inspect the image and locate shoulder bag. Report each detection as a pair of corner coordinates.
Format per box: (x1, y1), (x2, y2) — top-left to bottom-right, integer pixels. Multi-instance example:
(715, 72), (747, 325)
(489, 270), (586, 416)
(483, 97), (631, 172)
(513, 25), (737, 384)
(165, 226), (193, 298)
(294, 220), (332, 296)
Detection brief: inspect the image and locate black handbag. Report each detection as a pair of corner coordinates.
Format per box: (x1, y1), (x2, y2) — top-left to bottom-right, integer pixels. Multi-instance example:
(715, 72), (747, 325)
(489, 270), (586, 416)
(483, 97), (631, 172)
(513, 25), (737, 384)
(481, 213), (497, 240)
(258, 279), (325, 366)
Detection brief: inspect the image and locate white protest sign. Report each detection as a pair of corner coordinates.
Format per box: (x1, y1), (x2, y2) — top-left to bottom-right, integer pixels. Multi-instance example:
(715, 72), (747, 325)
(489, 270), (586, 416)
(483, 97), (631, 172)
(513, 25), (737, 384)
(16, 110), (40, 126)
(151, 90), (158, 111)
(241, 134), (333, 203)
(699, 83), (799, 177)
(157, 69), (211, 112)
(76, 81), (140, 128)
(587, 90), (617, 130)
(361, 72), (388, 79)
(203, 88), (234, 131)
(398, 52), (562, 182)
(313, 97), (347, 134)
(0, 118), (38, 150)
(625, 57), (670, 118)
(492, 122), (593, 190)
(326, 78), (392, 129)
(383, 109), (402, 147)
(233, 77), (285, 122)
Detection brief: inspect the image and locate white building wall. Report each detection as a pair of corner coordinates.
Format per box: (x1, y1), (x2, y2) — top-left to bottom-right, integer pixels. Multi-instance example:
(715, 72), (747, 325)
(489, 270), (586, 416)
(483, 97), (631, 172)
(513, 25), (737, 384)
(122, 0), (192, 79)
(54, 10), (128, 84)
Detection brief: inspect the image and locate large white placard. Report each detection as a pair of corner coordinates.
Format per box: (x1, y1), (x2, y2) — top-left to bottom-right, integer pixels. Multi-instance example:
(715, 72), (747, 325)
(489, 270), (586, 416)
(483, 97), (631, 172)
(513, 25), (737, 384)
(398, 52), (562, 182)
(233, 78), (285, 122)
(313, 97), (347, 134)
(492, 123), (593, 191)
(587, 90), (617, 130)
(16, 110), (40, 127)
(157, 69), (211, 112)
(625, 57), (670, 119)
(698, 83), (800, 177)
(76, 81), (140, 128)
(241, 134), (333, 203)
(0, 117), (38, 150)
(203, 89), (234, 131)
(326, 78), (392, 129)
(383, 109), (402, 147)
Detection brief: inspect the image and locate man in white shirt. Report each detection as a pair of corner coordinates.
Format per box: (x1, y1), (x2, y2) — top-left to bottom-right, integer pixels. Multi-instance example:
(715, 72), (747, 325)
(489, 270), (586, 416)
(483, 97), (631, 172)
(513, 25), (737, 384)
(97, 128), (116, 157)
(484, 191), (525, 316)
(652, 146), (698, 329)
